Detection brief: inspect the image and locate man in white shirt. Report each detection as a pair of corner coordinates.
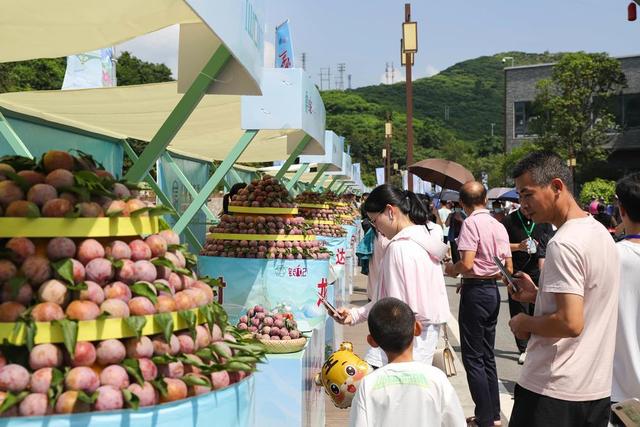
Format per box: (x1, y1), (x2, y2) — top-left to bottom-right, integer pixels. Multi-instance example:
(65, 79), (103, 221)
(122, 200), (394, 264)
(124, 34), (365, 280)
(438, 201), (452, 242)
(348, 297), (465, 427)
(612, 172), (640, 404)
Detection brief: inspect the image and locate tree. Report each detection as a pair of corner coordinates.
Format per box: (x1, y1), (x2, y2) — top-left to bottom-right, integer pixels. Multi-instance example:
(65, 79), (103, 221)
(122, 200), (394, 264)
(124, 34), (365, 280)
(579, 178), (616, 205)
(116, 51), (173, 86)
(531, 52), (627, 189)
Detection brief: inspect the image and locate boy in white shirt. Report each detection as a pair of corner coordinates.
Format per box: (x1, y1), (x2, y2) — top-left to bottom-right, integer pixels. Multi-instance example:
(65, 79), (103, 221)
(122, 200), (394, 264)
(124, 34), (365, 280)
(348, 297), (465, 427)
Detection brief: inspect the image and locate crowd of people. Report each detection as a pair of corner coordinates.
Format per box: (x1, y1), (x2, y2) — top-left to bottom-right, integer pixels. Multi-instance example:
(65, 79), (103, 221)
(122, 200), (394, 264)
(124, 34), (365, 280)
(343, 151), (640, 427)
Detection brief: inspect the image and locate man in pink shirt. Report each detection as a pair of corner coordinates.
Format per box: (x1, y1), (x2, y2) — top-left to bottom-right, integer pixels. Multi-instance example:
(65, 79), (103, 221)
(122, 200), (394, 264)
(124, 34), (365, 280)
(508, 152), (619, 427)
(444, 181), (512, 427)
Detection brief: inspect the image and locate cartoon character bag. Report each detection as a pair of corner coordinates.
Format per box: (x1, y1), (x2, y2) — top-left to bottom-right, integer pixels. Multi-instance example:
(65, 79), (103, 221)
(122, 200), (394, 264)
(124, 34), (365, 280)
(314, 342), (373, 408)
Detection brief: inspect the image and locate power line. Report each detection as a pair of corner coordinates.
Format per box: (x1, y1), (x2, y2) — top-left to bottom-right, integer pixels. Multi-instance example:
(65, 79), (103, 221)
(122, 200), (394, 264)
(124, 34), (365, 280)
(336, 63), (346, 90)
(319, 67), (331, 90)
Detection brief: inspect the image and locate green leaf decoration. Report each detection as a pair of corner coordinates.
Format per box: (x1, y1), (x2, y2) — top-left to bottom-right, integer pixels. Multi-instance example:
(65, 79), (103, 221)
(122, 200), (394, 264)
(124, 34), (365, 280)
(181, 374), (210, 388)
(158, 218), (172, 231)
(154, 312), (174, 342)
(130, 282), (158, 305)
(198, 304), (215, 333)
(153, 281), (172, 294)
(195, 347), (214, 361)
(198, 276), (223, 288)
(224, 361), (254, 372)
(24, 320), (37, 352)
(122, 358), (145, 386)
(122, 388), (140, 410)
(167, 244), (188, 252)
(105, 208), (124, 218)
(178, 310), (197, 340)
(211, 302), (228, 330)
(64, 205), (82, 219)
(63, 186), (91, 203)
(51, 258), (76, 286)
(53, 319), (78, 358)
(76, 390), (99, 405)
(147, 205), (176, 217)
(96, 311), (111, 320)
(129, 207), (152, 217)
(124, 316), (147, 339)
(0, 155), (37, 172)
(112, 259), (124, 269)
(69, 149), (104, 171)
(151, 353), (178, 365)
(151, 378), (168, 397)
(0, 391), (29, 414)
(150, 257), (190, 275)
(47, 368), (65, 407)
(7, 275), (27, 299)
(67, 281), (89, 292)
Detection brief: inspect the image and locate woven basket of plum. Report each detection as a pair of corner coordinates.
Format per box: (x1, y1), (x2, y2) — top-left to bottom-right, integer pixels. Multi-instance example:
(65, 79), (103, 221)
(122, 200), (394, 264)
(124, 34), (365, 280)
(236, 305), (307, 354)
(0, 151), (266, 419)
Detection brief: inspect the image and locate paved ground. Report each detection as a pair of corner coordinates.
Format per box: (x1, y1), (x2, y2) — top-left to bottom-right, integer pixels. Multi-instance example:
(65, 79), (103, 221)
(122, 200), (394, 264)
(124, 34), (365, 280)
(325, 273), (522, 426)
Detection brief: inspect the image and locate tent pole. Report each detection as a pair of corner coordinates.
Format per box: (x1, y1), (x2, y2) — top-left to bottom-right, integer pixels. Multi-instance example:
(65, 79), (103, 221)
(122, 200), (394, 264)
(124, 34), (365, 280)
(309, 164), (329, 186)
(121, 140), (202, 251)
(160, 152), (217, 223)
(326, 176), (340, 192)
(125, 45), (232, 182)
(285, 163), (309, 191)
(274, 134), (312, 180)
(314, 174), (330, 191)
(172, 130), (258, 234)
(0, 112), (33, 158)
(226, 167), (245, 185)
(335, 182), (346, 194)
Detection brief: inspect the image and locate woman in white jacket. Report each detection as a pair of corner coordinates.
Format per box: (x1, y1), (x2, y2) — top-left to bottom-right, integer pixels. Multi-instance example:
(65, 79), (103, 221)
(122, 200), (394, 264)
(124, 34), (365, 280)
(335, 184), (450, 367)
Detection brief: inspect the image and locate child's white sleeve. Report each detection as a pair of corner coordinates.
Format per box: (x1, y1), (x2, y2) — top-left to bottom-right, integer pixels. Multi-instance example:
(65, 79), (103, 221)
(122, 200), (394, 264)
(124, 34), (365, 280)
(441, 379), (466, 427)
(348, 383), (369, 427)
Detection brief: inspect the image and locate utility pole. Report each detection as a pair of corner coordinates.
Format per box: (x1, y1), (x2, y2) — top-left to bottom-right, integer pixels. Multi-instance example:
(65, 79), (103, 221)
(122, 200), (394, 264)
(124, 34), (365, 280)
(391, 62), (395, 84)
(319, 67), (331, 91)
(491, 123), (495, 137)
(337, 63), (346, 90)
(301, 52), (307, 71)
(348, 74), (352, 90)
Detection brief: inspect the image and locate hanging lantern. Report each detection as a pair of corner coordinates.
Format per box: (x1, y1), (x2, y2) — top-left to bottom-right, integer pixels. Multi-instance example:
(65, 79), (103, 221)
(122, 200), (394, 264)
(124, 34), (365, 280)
(629, 2), (637, 21)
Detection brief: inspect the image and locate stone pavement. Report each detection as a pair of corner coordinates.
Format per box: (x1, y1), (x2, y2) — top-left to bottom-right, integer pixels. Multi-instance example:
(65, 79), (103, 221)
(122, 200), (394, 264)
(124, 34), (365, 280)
(324, 272), (509, 426)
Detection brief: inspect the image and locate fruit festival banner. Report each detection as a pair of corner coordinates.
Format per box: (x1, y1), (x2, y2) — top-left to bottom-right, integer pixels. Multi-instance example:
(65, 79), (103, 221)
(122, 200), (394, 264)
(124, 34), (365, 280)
(198, 256), (330, 330)
(316, 236), (348, 267)
(275, 20), (295, 68)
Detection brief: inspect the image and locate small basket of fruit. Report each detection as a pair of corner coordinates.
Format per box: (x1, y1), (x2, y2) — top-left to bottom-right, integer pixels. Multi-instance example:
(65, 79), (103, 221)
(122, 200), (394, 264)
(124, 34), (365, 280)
(237, 305), (306, 354)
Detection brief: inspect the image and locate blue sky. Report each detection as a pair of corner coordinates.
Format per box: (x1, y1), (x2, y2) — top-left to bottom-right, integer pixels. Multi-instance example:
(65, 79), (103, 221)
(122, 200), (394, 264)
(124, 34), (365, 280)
(119, 0), (639, 89)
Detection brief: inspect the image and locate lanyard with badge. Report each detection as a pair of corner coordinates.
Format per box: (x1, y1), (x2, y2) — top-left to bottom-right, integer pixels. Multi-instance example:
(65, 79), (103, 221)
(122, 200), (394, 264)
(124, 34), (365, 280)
(517, 210), (537, 254)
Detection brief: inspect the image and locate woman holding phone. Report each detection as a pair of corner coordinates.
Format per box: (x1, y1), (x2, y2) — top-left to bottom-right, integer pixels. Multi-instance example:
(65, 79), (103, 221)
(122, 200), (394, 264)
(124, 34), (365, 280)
(334, 184), (450, 367)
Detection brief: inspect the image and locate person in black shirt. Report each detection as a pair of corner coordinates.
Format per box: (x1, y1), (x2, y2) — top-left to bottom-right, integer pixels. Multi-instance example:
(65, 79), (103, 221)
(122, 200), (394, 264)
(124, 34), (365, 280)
(501, 207), (554, 364)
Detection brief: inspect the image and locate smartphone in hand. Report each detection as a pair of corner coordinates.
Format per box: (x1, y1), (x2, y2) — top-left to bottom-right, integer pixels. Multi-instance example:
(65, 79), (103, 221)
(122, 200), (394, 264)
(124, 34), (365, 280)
(317, 292), (341, 318)
(493, 256), (519, 293)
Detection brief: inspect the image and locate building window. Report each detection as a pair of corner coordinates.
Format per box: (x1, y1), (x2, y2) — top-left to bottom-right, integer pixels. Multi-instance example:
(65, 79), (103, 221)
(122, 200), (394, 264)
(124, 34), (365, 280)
(514, 101), (537, 138)
(623, 93), (640, 129)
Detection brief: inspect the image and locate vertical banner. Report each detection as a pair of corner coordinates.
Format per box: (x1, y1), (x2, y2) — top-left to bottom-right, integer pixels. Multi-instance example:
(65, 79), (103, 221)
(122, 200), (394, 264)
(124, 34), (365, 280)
(275, 20), (294, 68)
(62, 48), (116, 90)
(375, 167), (385, 186)
(157, 155), (210, 252)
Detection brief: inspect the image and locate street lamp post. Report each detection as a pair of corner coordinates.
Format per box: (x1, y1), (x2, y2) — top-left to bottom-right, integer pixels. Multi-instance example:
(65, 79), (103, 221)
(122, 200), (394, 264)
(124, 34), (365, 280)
(502, 56), (515, 67)
(402, 3), (417, 191)
(385, 120), (393, 183)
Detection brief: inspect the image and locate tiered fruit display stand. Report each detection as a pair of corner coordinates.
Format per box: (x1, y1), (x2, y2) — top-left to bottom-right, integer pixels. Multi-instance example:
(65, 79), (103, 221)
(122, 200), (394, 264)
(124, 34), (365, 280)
(198, 176), (330, 427)
(0, 154), (260, 427)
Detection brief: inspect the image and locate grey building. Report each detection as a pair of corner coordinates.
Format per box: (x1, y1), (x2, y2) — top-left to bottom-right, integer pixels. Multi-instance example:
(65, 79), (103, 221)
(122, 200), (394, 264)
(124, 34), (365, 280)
(504, 55), (640, 171)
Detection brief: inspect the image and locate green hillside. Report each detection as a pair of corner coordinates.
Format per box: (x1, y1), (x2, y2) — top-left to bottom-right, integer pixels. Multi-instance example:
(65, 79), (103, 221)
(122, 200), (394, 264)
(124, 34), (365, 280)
(322, 51), (568, 186)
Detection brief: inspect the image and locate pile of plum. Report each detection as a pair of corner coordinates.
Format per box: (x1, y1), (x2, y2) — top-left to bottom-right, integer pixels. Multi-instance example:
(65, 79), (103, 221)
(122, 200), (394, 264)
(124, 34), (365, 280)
(201, 238), (330, 260)
(236, 305), (302, 341)
(208, 215), (307, 236)
(0, 150), (159, 218)
(228, 175), (295, 209)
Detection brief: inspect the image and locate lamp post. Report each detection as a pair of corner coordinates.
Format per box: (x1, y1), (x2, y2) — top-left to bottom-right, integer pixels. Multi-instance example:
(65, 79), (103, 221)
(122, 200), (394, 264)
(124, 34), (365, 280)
(384, 119), (393, 183)
(401, 3), (417, 191)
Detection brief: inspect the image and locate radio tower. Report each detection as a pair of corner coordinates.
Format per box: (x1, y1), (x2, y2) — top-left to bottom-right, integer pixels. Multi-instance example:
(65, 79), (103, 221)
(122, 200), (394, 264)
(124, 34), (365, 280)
(348, 74), (352, 90)
(391, 62), (395, 84)
(385, 62), (390, 84)
(336, 63), (346, 90)
(319, 67), (331, 90)
(301, 52), (307, 71)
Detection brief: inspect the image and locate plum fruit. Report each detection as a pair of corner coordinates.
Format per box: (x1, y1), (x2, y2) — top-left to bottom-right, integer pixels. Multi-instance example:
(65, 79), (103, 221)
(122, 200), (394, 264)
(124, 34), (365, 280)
(77, 239), (105, 265)
(0, 364), (30, 392)
(95, 339), (126, 366)
(93, 385), (123, 411)
(30, 302), (65, 321)
(46, 237), (76, 260)
(124, 336), (153, 359)
(99, 365), (129, 389)
(18, 393), (50, 416)
(54, 390), (91, 414)
(30, 368), (53, 394)
(100, 298), (130, 318)
(126, 382), (157, 407)
(29, 343), (63, 370)
(43, 151), (75, 172)
(66, 300), (101, 320)
(70, 342), (97, 367)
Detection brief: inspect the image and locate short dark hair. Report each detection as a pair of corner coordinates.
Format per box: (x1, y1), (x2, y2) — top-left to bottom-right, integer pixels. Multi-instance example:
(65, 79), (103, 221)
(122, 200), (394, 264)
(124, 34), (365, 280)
(367, 297), (415, 354)
(511, 151), (572, 190)
(616, 172), (640, 222)
(222, 182), (247, 214)
(460, 182), (486, 207)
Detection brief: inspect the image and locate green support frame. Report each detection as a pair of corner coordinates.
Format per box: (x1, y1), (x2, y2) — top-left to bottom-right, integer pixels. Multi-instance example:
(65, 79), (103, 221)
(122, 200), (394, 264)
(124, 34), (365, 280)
(125, 45), (232, 182)
(285, 163), (309, 191)
(325, 175), (340, 192)
(315, 174), (330, 191)
(274, 134), (312, 180)
(0, 112), (33, 158)
(172, 130), (259, 234)
(121, 141), (202, 251)
(335, 181), (346, 194)
(309, 164), (329, 187)
(160, 152), (218, 223)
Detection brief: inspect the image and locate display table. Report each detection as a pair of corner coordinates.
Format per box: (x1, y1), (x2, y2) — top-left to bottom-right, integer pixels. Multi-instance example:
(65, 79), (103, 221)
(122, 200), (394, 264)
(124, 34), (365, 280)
(1, 377), (256, 427)
(252, 324), (326, 427)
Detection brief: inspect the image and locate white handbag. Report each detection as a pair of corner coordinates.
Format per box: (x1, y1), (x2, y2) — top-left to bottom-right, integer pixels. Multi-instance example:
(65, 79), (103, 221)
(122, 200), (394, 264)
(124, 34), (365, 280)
(432, 324), (457, 377)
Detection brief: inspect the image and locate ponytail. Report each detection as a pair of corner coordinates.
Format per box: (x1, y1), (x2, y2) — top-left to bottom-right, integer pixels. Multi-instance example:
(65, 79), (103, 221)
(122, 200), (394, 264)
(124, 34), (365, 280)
(363, 184), (428, 226)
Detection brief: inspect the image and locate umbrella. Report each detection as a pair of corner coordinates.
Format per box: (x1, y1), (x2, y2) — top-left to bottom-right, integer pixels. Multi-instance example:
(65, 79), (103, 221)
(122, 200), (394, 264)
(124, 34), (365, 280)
(497, 189), (519, 202)
(487, 187), (515, 200)
(438, 190), (460, 202)
(408, 159), (474, 191)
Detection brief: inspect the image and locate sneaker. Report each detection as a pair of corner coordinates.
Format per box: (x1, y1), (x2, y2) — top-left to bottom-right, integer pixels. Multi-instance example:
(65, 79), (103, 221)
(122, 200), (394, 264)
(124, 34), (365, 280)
(518, 352), (527, 365)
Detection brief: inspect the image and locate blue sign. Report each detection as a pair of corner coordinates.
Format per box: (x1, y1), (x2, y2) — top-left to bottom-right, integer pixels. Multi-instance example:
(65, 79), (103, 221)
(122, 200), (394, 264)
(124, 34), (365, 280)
(275, 20), (294, 68)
